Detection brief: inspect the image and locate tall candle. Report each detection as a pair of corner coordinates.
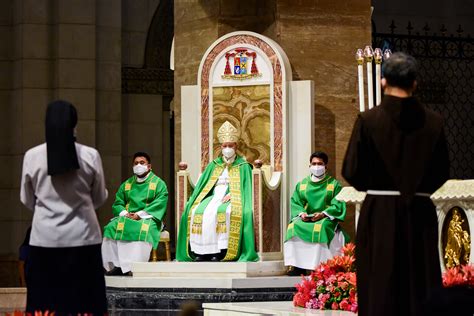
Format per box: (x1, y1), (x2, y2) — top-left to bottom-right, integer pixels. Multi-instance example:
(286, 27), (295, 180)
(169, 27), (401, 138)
(374, 48), (383, 106)
(356, 49), (365, 112)
(364, 46), (374, 110)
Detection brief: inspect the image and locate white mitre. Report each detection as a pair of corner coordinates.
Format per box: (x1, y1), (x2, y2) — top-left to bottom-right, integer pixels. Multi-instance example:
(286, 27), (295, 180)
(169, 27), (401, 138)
(217, 121), (239, 143)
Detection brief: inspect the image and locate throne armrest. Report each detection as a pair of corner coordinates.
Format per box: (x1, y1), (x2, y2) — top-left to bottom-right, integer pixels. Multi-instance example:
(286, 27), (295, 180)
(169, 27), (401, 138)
(175, 162), (196, 240)
(252, 160), (283, 261)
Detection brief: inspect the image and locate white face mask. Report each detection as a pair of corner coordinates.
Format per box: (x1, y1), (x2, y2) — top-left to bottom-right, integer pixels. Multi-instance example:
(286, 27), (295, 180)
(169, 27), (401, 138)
(133, 164), (149, 177)
(310, 165), (325, 178)
(222, 147), (235, 159)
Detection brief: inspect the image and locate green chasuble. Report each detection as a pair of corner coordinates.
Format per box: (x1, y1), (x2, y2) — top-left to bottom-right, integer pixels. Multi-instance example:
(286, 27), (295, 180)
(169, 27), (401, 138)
(176, 155), (258, 262)
(103, 171), (168, 249)
(285, 175), (348, 245)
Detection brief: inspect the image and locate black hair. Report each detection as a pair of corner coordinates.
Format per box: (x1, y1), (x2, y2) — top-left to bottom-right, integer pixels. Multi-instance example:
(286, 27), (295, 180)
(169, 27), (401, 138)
(45, 100), (79, 175)
(382, 52), (418, 89)
(310, 151), (328, 165)
(133, 152), (151, 163)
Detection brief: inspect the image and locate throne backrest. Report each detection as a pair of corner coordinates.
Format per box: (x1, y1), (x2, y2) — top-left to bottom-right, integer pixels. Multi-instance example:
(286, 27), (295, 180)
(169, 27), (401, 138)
(197, 32), (292, 175)
(211, 85), (271, 164)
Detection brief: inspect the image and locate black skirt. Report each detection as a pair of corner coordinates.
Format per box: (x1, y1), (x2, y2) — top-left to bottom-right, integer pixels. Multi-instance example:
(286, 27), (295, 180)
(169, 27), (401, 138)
(26, 244), (107, 315)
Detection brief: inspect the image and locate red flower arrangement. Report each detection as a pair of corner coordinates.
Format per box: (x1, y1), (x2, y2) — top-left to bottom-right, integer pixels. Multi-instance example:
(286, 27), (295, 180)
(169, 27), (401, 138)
(293, 243), (358, 313)
(442, 264), (474, 288)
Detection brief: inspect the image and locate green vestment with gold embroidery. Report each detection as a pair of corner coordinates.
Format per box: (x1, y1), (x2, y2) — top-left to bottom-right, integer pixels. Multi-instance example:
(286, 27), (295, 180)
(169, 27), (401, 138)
(103, 172), (168, 249)
(176, 156), (258, 262)
(285, 175), (348, 245)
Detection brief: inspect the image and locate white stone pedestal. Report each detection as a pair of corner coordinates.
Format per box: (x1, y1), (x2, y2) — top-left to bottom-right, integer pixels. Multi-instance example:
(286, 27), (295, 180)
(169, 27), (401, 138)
(335, 186), (366, 231)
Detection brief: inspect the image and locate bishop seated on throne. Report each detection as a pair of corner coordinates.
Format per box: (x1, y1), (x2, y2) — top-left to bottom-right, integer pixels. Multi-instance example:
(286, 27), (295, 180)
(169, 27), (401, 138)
(176, 121), (258, 262)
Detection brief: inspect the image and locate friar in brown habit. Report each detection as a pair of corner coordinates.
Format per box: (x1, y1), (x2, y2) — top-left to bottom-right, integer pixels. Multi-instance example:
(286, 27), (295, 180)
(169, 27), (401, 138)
(342, 52), (450, 316)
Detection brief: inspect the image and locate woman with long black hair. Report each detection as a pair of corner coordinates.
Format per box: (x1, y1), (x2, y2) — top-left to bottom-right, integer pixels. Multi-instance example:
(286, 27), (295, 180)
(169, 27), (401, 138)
(20, 100), (108, 315)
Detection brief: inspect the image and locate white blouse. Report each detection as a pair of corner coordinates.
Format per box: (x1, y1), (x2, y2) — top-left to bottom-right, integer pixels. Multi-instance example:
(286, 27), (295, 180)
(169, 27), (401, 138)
(20, 143), (108, 248)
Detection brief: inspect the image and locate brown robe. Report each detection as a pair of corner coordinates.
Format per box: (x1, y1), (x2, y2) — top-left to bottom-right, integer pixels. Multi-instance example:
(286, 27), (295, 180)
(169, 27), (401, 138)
(342, 95), (450, 316)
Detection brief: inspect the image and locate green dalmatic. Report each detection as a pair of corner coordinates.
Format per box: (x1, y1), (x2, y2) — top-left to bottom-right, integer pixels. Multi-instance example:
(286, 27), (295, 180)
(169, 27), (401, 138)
(103, 172), (168, 249)
(285, 175), (349, 245)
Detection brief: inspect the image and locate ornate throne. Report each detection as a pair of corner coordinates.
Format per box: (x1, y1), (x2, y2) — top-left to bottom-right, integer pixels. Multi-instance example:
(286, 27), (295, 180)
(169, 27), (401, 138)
(176, 31), (314, 262)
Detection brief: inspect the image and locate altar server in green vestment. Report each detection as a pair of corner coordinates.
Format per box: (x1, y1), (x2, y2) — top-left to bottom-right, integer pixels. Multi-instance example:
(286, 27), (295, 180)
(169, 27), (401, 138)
(284, 151), (348, 275)
(102, 152), (168, 275)
(176, 121), (258, 262)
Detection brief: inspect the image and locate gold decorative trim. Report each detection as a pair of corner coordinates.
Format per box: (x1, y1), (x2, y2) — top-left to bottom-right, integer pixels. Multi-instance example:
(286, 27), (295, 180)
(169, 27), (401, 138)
(186, 165), (224, 257)
(217, 212), (227, 233)
(223, 165), (243, 261)
(312, 218), (327, 243)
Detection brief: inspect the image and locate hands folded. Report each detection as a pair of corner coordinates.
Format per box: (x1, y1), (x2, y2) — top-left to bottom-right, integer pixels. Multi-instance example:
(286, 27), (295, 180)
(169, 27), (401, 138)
(300, 212), (325, 222)
(125, 212), (140, 220)
(221, 194), (231, 203)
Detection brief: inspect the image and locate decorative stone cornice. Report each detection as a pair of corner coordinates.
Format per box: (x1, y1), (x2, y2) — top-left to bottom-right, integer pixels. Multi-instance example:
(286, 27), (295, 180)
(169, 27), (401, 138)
(335, 180), (474, 204)
(335, 186), (366, 203)
(431, 180), (474, 201)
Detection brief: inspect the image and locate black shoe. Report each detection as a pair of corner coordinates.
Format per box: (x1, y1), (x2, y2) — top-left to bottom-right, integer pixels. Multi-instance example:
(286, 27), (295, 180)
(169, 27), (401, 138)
(219, 249), (227, 259)
(194, 255), (206, 262)
(105, 267), (123, 276)
(287, 266), (306, 276)
(210, 256), (220, 262)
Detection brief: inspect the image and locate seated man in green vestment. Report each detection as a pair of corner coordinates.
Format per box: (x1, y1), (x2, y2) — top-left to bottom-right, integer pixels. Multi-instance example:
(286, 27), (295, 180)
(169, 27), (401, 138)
(102, 152), (168, 275)
(284, 151), (348, 275)
(176, 121), (258, 262)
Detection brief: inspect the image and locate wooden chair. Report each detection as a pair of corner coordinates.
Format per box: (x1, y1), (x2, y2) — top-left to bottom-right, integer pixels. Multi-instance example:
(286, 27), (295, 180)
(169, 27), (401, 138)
(150, 229), (171, 262)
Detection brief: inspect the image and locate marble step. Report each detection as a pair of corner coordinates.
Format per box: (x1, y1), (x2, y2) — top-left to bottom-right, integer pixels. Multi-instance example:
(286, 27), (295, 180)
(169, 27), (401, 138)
(131, 260), (287, 278)
(0, 287), (26, 313)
